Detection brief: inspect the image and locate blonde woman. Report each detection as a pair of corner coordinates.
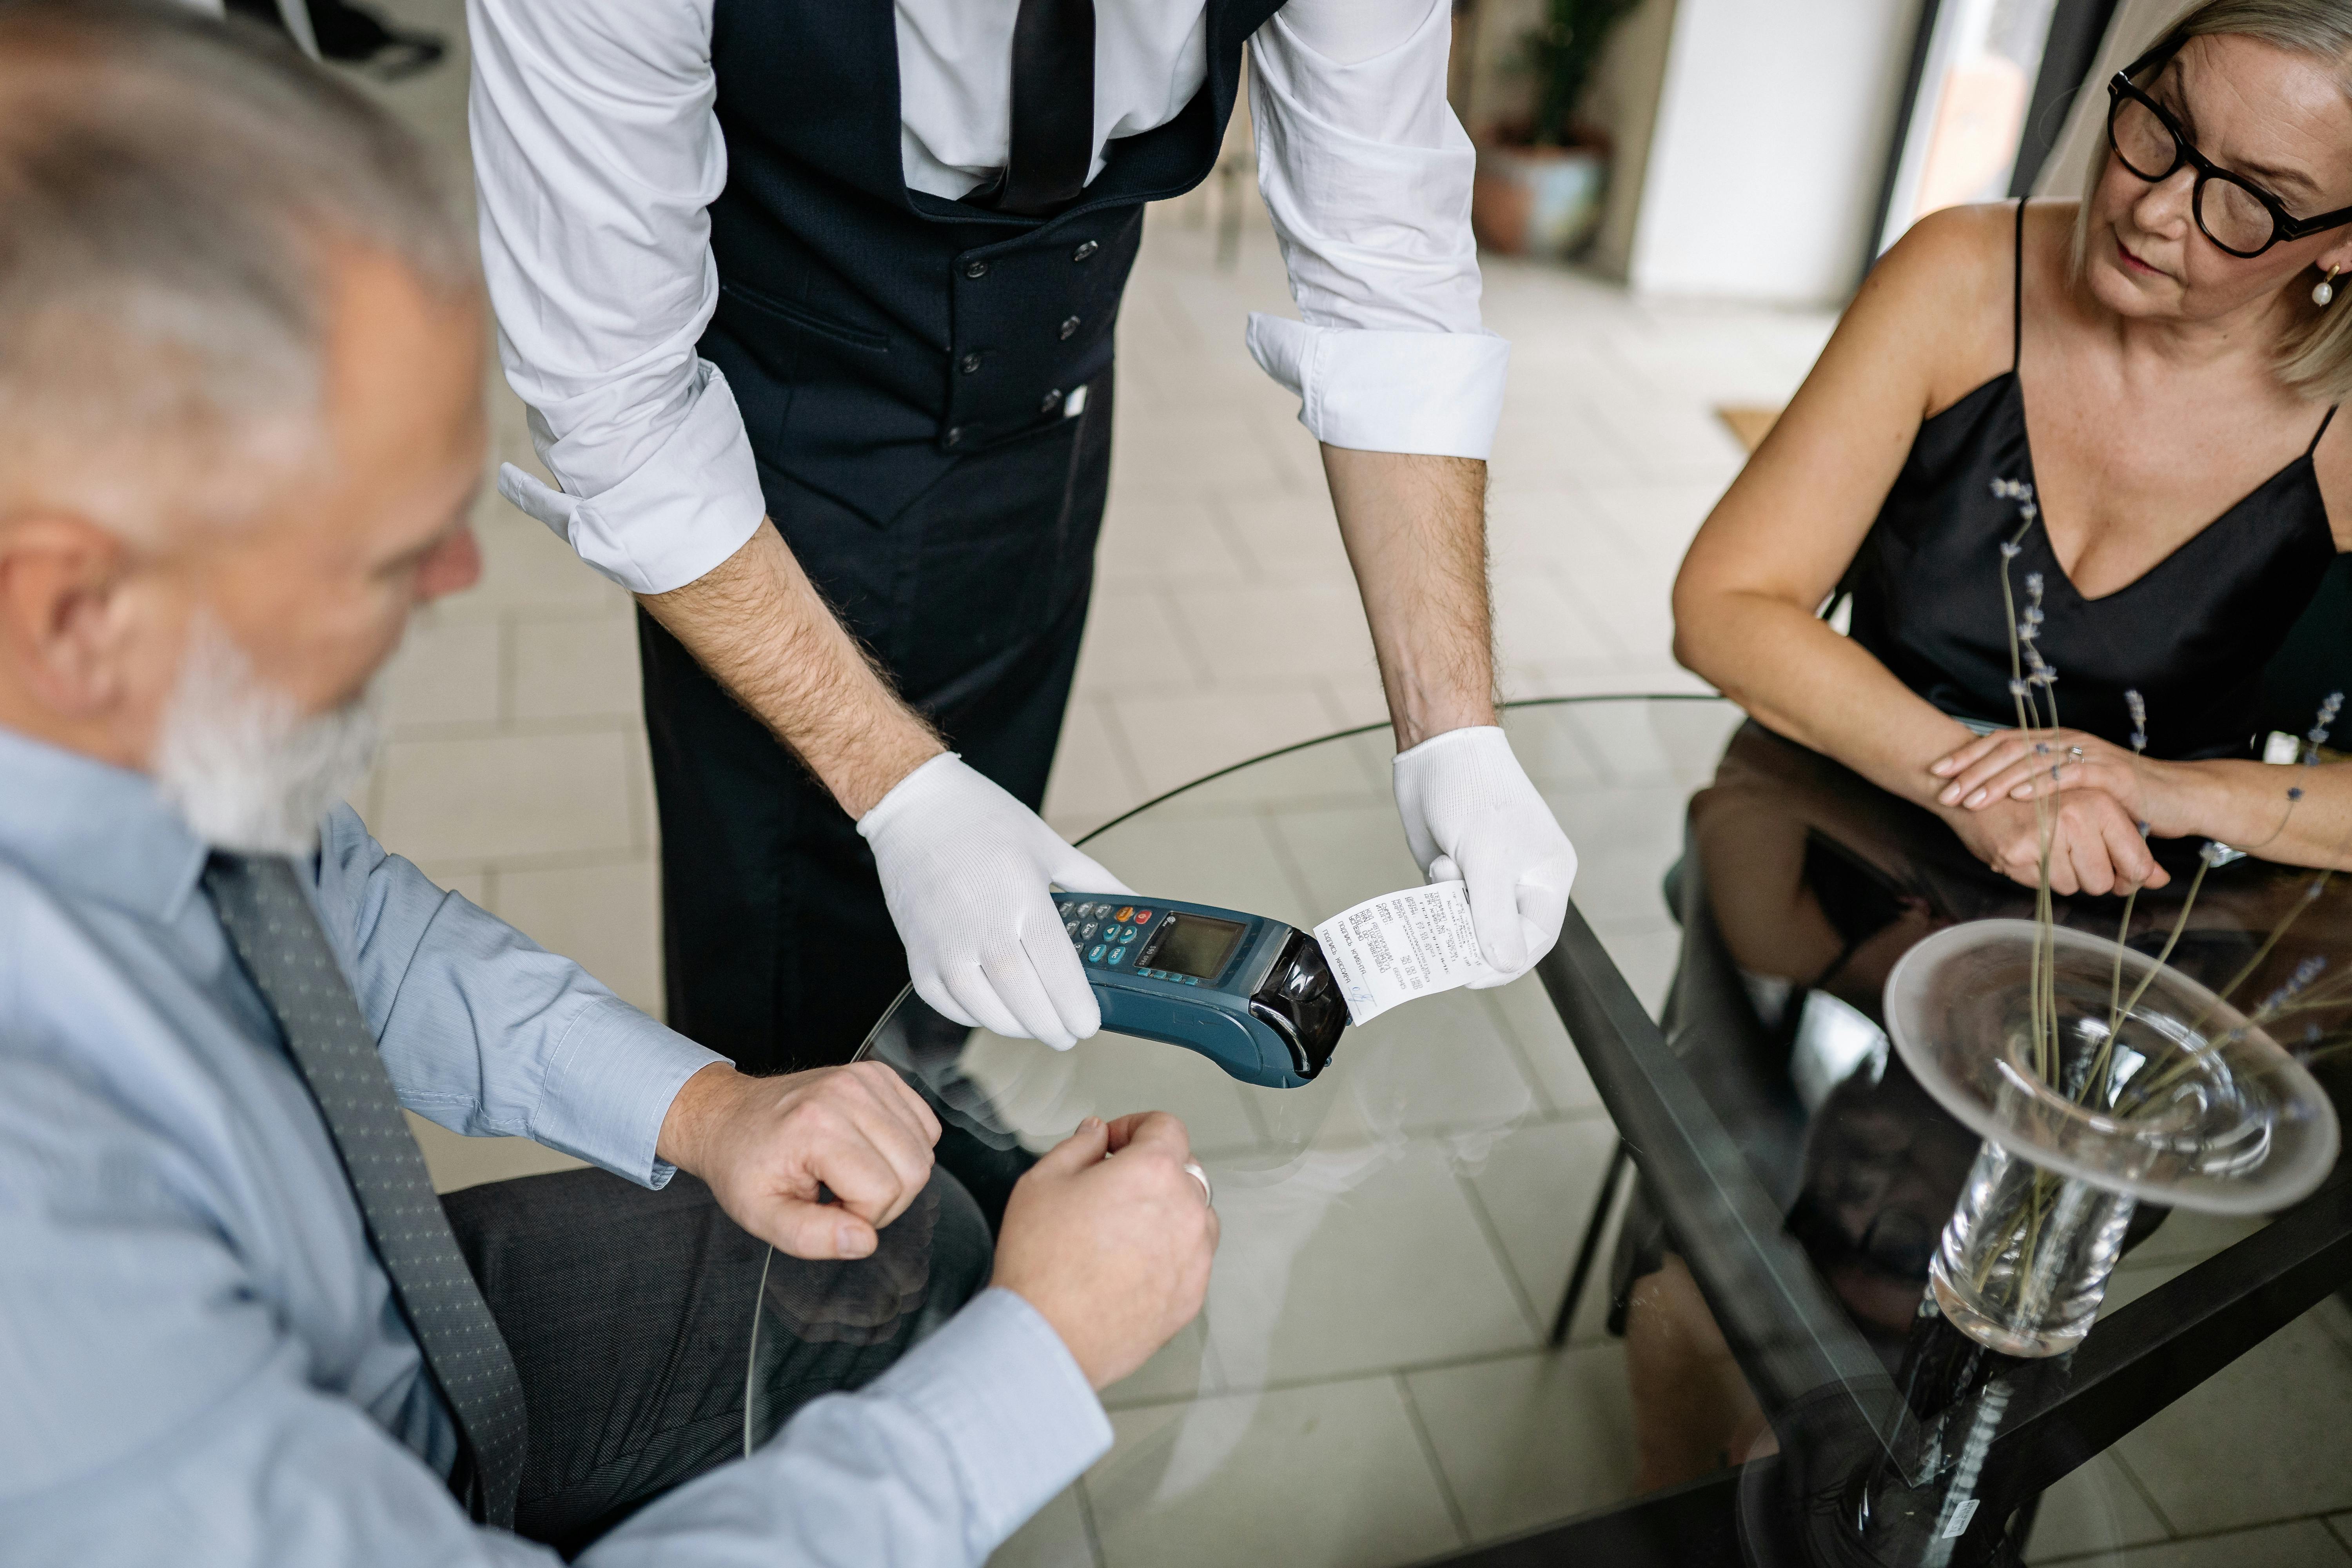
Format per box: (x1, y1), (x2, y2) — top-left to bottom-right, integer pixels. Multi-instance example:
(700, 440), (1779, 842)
(1674, 1), (2352, 896)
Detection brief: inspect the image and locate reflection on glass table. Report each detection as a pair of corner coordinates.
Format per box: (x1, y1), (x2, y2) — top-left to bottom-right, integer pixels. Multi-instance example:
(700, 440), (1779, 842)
(742, 698), (2352, 1568)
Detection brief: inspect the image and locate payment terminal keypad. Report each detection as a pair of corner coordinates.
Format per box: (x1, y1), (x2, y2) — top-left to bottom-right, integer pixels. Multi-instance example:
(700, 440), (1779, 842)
(1054, 896), (1200, 984)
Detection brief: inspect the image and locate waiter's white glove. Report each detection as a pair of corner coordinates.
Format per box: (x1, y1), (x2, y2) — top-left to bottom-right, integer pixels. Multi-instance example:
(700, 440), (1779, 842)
(858, 753), (1134, 1049)
(1392, 726), (1577, 987)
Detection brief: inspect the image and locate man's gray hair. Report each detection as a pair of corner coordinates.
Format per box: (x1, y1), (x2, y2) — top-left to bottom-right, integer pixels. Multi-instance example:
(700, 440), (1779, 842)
(0, 0), (475, 533)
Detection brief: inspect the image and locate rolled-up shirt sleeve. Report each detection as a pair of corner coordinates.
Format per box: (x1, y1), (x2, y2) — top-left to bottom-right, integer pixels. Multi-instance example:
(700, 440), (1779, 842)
(1246, 0), (1510, 459)
(468, 0), (764, 595)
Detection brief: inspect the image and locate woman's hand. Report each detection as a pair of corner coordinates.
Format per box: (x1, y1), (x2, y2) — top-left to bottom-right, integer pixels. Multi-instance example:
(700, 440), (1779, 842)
(1941, 788), (2171, 895)
(1930, 728), (2196, 838)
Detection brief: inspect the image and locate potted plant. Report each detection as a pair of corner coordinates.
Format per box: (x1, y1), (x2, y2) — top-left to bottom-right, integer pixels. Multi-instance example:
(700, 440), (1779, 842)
(1471, 0), (1639, 259)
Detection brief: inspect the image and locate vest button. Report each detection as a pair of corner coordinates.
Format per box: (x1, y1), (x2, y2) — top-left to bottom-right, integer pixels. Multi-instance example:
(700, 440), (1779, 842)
(1071, 240), (1099, 262)
(945, 425), (964, 447)
(964, 260), (989, 279)
(1040, 388), (1064, 414)
(1059, 315), (1081, 340)
(959, 352), (982, 375)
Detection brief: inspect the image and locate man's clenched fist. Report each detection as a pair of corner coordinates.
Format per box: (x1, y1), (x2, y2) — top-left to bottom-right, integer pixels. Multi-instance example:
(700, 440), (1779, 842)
(990, 1112), (1219, 1389)
(657, 1061), (942, 1260)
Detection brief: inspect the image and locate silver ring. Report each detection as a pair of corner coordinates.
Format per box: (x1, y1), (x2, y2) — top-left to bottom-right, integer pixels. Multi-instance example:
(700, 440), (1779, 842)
(1182, 1160), (1214, 1207)
(2067, 745), (2085, 763)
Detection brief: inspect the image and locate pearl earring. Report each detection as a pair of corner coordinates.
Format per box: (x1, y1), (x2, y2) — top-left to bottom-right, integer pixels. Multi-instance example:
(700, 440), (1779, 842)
(2317, 267), (2340, 308)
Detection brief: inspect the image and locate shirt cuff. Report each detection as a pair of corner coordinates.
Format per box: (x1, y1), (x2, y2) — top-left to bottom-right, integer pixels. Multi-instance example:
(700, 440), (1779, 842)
(866, 1288), (1112, 1550)
(526, 996), (727, 1188)
(497, 360), (768, 596)
(1246, 315), (1510, 459)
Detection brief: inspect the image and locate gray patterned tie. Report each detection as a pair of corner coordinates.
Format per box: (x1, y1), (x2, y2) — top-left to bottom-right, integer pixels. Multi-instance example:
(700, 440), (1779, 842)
(203, 853), (527, 1528)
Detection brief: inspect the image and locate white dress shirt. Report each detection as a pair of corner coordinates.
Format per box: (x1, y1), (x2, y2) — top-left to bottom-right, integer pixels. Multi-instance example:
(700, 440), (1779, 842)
(469, 0), (1509, 594)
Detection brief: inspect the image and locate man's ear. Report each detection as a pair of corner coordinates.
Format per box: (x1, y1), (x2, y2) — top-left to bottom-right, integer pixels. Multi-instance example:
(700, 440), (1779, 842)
(0, 515), (136, 719)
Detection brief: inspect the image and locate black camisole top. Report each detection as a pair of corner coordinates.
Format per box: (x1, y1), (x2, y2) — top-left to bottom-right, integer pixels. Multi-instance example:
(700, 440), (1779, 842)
(1845, 201), (2341, 761)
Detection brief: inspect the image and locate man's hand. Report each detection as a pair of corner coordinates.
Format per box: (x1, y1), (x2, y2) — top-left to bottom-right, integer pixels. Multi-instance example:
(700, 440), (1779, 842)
(990, 1112), (1218, 1390)
(858, 753), (1132, 1049)
(657, 1061), (942, 1260)
(1392, 726), (1577, 983)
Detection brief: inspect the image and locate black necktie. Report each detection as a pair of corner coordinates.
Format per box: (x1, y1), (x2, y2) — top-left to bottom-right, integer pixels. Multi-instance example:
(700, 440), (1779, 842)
(204, 853), (528, 1528)
(993, 0), (1096, 215)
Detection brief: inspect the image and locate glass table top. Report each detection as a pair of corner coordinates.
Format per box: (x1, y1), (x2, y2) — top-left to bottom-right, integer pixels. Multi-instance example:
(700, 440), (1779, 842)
(749, 697), (2352, 1568)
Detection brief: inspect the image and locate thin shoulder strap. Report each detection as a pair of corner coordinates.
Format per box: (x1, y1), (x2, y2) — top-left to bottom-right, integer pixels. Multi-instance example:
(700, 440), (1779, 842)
(2309, 404), (2339, 456)
(2012, 198), (2026, 372)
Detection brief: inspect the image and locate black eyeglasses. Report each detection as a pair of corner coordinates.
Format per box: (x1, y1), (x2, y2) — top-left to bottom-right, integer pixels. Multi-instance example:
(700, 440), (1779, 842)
(2106, 38), (2352, 260)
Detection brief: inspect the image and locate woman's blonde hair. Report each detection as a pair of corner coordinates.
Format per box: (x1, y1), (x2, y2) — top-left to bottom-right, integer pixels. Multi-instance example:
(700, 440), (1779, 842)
(2071, 0), (2352, 400)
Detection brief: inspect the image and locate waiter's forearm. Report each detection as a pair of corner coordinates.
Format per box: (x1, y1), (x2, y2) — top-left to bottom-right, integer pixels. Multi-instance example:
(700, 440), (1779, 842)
(637, 523), (942, 817)
(1323, 447), (1498, 748)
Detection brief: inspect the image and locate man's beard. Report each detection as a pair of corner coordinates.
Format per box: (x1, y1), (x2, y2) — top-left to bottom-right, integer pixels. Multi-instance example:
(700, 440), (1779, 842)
(151, 611), (383, 856)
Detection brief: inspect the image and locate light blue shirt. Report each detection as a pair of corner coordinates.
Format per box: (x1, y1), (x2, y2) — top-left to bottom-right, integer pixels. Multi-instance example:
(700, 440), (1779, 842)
(0, 728), (1111, 1565)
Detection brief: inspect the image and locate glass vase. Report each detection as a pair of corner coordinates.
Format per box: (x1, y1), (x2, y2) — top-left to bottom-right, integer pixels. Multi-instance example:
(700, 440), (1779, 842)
(1885, 919), (2339, 1359)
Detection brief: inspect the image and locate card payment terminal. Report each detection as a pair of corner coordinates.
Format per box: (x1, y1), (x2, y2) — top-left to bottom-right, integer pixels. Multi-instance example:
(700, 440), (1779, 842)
(1056, 894), (1348, 1089)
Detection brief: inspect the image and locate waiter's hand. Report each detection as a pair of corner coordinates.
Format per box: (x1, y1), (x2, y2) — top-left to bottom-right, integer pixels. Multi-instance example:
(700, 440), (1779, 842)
(1392, 726), (1577, 985)
(858, 753), (1134, 1049)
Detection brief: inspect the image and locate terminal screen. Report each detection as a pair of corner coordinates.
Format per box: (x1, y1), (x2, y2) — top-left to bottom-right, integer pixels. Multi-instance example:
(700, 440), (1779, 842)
(1153, 914), (1245, 980)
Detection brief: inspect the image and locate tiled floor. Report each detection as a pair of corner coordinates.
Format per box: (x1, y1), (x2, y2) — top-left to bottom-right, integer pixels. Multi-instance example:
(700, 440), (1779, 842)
(341, 10), (2352, 1565)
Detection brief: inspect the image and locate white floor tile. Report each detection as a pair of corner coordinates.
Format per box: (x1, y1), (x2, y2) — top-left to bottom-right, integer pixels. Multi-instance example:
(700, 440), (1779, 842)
(1457, 1118), (1626, 1338)
(1261, 802), (1425, 920)
(1043, 697), (1145, 841)
(1095, 497), (1252, 591)
(1271, 986), (1541, 1146)
(408, 1112), (587, 1194)
(1214, 494), (1356, 582)
(2036, 1521), (2352, 1568)
(2108, 1311), (2352, 1534)
(988, 1484), (1098, 1568)
(1483, 971), (1603, 1115)
(510, 613), (643, 723)
(381, 614), (501, 731)
(1102, 686), (1342, 806)
(1076, 811), (1315, 929)
(1087, 1377), (1462, 1568)
(1100, 1318), (1220, 1412)
(493, 857), (664, 1018)
(372, 730), (638, 864)
(1405, 1345), (1642, 1541)
(1073, 588), (1204, 696)
(1123, 728), (1392, 822)
(1164, 581), (1381, 687)
(453, 517), (628, 620)
(1192, 1139), (1534, 1387)
(2025, 1453), (2172, 1563)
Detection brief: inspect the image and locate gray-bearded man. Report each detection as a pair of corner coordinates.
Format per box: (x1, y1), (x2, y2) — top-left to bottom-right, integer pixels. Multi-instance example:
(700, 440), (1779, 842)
(0, 6), (1214, 1562)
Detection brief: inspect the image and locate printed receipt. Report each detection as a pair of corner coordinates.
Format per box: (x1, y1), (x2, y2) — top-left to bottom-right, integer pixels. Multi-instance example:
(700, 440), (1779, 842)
(1313, 881), (1500, 1026)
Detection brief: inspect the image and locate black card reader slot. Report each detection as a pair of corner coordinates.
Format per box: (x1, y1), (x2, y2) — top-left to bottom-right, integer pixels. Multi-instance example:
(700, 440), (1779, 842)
(1247, 929), (1347, 1081)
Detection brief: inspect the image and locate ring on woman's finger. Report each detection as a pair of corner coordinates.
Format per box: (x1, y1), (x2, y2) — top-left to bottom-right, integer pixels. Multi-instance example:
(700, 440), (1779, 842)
(2067, 745), (2085, 763)
(1181, 1160), (1213, 1208)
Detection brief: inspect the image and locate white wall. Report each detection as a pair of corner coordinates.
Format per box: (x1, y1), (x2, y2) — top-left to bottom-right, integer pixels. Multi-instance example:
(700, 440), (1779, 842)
(1628, 0), (1926, 305)
(2034, 0), (2181, 198)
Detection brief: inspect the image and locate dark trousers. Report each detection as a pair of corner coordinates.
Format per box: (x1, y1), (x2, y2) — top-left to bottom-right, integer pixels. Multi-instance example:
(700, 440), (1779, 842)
(443, 1164), (991, 1558)
(639, 378), (1114, 1077)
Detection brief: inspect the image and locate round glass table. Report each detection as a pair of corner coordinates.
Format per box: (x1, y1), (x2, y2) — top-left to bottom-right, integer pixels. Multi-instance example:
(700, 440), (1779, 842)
(750, 697), (2352, 1568)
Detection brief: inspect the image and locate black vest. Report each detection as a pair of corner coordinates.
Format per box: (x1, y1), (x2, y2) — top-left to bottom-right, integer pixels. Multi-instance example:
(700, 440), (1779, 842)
(703, 0), (1284, 524)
